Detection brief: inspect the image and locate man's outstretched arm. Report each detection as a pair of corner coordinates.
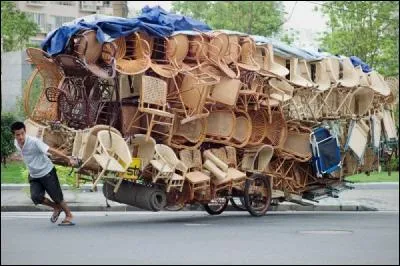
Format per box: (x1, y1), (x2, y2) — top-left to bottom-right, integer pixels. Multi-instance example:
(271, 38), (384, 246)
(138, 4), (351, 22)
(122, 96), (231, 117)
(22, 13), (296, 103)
(48, 147), (76, 166)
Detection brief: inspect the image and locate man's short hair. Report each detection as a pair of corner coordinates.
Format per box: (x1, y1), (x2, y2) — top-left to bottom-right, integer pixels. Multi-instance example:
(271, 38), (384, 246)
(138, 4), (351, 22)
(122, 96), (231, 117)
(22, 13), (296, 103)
(11, 121), (26, 133)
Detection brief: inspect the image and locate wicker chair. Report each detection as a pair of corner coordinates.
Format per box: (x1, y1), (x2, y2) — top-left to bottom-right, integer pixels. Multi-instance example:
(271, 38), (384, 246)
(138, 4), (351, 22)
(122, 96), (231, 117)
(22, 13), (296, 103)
(205, 31), (240, 79)
(203, 149), (247, 195)
(168, 66), (218, 125)
(169, 115), (207, 150)
(72, 30), (116, 79)
(179, 149), (211, 201)
(81, 130), (132, 192)
(237, 36), (260, 72)
(150, 144), (186, 192)
(230, 110), (252, 148)
(344, 119), (370, 161)
(126, 75), (175, 142)
(289, 58), (316, 88)
(255, 44), (289, 78)
(149, 33), (189, 78)
(241, 145), (274, 174)
(74, 125), (122, 187)
(263, 108), (288, 148)
(128, 134), (156, 172)
(368, 71), (391, 97)
(25, 48), (64, 123)
(205, 109), (236, 145)
(114, 32), (152, 75)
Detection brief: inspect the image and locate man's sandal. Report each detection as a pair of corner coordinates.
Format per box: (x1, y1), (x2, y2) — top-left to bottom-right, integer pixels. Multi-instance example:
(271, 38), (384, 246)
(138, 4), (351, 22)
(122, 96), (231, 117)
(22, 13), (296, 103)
(50, 209), (62, 223)
(58, 219), (75, 226)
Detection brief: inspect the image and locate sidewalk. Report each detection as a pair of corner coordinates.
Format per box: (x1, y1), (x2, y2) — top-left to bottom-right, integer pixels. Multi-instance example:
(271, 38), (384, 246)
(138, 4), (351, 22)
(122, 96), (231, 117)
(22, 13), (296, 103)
(1, 183), (398, 212)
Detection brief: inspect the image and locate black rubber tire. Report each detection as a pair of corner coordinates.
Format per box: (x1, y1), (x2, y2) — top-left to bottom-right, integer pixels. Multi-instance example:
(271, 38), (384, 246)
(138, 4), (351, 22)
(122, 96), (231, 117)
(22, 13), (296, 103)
(244, 174), (272, 217)
(203, 197), (229, 215)
(230, 197), (246, 211)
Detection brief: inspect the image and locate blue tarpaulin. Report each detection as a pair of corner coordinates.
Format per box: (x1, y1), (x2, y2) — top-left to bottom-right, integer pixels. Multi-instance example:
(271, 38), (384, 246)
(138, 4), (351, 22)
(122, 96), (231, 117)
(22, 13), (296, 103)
(40, 6), (211, 56)
(137, 6), (211, 32)
(350, 56), (372, 73)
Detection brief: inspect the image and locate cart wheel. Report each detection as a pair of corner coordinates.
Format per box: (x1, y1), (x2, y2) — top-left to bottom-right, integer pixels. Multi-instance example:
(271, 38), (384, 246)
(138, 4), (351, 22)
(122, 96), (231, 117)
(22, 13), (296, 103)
(230, 197), (246, 211)
(244, 174), (272, 217)
(203, 197), (229, 215)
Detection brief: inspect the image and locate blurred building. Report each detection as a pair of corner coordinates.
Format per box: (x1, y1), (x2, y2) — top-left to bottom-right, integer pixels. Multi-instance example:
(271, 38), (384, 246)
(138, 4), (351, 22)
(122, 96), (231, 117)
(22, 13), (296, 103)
(1, 1), (128, 113)
(14, 1), (128, 45)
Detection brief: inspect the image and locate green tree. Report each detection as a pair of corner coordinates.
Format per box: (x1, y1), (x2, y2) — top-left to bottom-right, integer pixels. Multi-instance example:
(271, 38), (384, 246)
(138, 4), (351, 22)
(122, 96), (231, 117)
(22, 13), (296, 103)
(316, 1), (399, 76)
(1, 1), (39, 52)
(1, 113), (17, 167)
(172, 1), (297, 44)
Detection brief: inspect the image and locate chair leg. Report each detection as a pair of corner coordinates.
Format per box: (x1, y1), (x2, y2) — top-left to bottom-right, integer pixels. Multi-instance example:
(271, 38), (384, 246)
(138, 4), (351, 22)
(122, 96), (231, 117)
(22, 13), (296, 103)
(113, 178), (124, 193)
(92, 168), (107, 191)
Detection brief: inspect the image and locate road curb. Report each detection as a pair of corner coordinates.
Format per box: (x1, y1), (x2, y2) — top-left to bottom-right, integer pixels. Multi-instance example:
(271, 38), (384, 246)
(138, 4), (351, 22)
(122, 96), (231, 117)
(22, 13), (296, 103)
(1, 204), (378, 212)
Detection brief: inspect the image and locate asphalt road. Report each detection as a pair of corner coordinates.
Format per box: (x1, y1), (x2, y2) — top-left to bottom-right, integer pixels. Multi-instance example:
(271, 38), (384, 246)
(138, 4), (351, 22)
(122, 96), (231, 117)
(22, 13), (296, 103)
(1, 211), (399, 265)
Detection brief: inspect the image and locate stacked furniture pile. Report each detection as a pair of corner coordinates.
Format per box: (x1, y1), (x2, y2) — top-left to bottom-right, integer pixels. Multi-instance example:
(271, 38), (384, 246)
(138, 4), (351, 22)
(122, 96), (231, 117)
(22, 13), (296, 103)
(23, 7), (398, 216)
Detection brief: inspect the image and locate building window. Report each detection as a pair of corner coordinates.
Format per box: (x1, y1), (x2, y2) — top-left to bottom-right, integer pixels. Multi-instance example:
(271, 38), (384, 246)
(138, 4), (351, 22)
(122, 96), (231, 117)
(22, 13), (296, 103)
(103, 1), (111, 8)
(25, 12), (46, 32)
(48, 15), (75, 31)
(52, 2), (76, 6)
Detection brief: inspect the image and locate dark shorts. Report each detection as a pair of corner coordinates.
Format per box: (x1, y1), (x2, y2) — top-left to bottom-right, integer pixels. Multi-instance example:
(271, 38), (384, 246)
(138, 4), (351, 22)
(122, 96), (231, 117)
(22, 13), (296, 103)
(29, 167), (64, 205)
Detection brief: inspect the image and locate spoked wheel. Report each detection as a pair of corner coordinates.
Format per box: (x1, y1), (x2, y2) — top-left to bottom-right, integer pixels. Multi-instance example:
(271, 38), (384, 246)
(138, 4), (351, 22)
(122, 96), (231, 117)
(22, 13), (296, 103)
(244, 174), (272, 217)
(230, 197), (246, 211)
(203, 197), (229, 215)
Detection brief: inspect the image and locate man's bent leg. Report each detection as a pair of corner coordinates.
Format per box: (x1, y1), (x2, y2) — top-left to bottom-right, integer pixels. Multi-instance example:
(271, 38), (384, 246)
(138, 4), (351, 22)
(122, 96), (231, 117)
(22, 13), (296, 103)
(29, 176), (46, 205)
(43, 168), (73, 221)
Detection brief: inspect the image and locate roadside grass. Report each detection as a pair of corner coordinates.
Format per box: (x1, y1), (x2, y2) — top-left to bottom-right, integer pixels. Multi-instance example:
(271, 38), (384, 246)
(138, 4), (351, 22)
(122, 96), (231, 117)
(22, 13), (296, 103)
(1, 161), (26, 184)
(345, 171), (399, 183)
(1, 160), (80, 186)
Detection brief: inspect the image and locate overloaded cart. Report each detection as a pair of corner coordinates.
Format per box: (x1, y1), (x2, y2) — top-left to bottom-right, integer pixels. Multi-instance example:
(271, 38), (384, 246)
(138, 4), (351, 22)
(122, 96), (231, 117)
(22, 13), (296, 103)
(23, 7), (398, 216)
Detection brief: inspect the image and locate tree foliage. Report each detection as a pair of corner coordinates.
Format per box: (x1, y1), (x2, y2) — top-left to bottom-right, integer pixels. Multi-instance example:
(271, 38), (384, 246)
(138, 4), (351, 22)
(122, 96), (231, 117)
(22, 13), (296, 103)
(1, 1), (39, 52)
(172, 1), (296, 44)
(317, 1), (399, 76)
(1, 113), (17, 166)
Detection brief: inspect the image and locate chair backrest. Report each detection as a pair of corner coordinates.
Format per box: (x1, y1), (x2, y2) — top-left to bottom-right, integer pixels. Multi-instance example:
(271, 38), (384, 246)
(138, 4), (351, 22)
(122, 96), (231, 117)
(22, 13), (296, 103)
(242, 145), (274, 172)
(289, 57), (314, 87)
(140, 75), (168, 109)
(130, 134), (156, 170)
(206, 110), (236, 138)
(355, 66), (371, 87)
(179, 149), (202, 171)
(209, 77), (242, 106)
(238, 36), (260, 71)
(208, 31), (230, 59)
(349, 86), (374, 116)
(268, 78), (294, 101)
(298, 59), (314, 84)
(168, 34), (189, 65)
(340, 57), (360, 88)
(24, 119), (48, 140)
(225, 34), (241, 64)
(265, 44), (289, 77)
(154, 144), (185, 171)
(203, 150), (229, 172)
(368, 71), (391, 96)
(78, 125), (121, 162)
(73, 30), (102, 64)
(314, 60), (331, 91)
(97, 130), (132, 169)
(326, 57), (340, 84)
(26, 48), (63, 88)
